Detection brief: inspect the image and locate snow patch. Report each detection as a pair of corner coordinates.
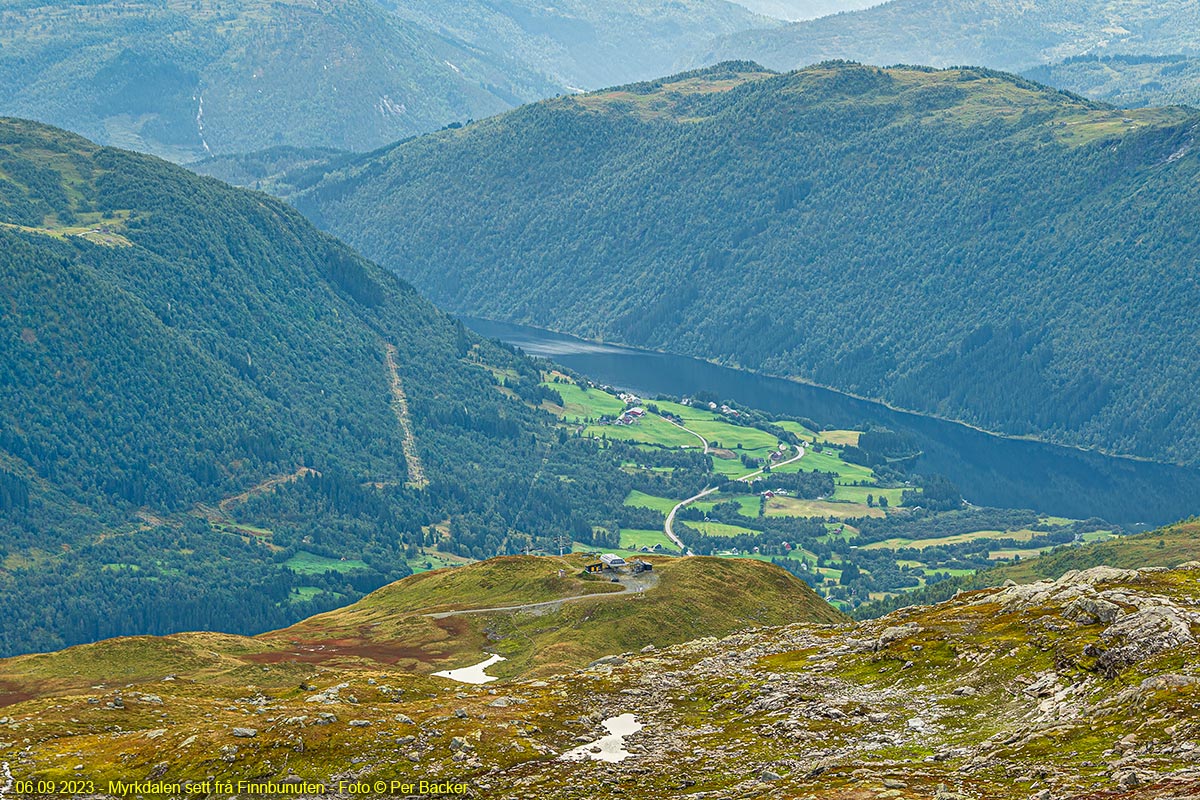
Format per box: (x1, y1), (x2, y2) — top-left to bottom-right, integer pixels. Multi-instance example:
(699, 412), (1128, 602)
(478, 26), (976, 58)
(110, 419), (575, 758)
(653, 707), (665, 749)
(376, 95), (407, 117)
(195, 92), (212, 156)
(433, 654), (506, 684)
(560, 714), (644, 762)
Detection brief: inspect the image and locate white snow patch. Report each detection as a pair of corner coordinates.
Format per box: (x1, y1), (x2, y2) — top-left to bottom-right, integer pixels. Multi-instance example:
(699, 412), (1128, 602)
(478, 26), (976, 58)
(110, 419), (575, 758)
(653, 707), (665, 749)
(560, 714), (643, 762)
(376, 95), (407, 117)
(433, 654), (506, 684)
(195, 93), (212, 156)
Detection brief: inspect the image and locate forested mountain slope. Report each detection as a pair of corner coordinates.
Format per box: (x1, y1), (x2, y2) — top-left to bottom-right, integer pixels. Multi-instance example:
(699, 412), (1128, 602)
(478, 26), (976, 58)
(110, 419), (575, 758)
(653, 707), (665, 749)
(296, 62), (1200, 465)
(0, 119), (644, 656)
(702, 0), (1200, 75)
(1026, 54), (1200, 109)
(0, 0), (774, 162)
(0, 0), (562, 161)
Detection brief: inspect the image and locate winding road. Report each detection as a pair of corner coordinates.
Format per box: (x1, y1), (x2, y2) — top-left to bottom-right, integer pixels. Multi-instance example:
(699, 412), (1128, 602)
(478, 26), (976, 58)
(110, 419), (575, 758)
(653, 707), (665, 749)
(664, 443), (807, 554)
(665, 418), (712, 454)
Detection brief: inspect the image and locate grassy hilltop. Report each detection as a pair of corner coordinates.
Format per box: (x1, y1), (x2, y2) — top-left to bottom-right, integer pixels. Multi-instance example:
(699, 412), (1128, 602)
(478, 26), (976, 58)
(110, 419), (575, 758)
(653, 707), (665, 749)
(1, 553), (1198, 798)
(0, 554), (843, 699)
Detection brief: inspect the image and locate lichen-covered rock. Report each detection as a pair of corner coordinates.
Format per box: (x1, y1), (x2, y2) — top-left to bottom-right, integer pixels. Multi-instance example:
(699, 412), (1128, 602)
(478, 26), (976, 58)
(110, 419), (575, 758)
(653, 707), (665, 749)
(878, 623), (922, 648)
(1096, 605), (1197, 673)
(1062, 596), (1122, 625)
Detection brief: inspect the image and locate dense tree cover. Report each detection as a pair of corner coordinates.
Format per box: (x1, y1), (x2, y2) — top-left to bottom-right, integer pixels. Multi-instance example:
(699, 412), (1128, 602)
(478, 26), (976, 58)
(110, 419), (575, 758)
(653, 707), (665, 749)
(1025, 55), (1200, 110)
(735, 470), (835, 499)
(298, 62), (1200, 465)
(699, 0), (1200, 74)
(855, 507), (1039, 545)
(0, 521), (351, 656)
(0, 119), (640, 656)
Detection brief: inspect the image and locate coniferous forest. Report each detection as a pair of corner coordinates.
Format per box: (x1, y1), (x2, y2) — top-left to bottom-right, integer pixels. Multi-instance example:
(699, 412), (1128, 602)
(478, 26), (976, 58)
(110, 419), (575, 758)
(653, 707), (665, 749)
(0, 118), (657, 655)
(296, 62), (1200, 466)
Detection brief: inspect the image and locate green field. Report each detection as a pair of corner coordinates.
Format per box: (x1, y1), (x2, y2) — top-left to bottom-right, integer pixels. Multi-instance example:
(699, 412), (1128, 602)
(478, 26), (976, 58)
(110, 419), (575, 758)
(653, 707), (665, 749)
(585, 414), (700, 448)
(831, 485), (906, 506)
(861, 528), (1043, 551)
(545, 381), (625, 421)
(286, 586), (327, 604)
(285, 551), (369, 574)
(789, 448), (874, 482)
(685, 520), (759, 537)
(619, 528), (679, 551)
(655, 400), (783, 451)
(623, 490), (679, 515)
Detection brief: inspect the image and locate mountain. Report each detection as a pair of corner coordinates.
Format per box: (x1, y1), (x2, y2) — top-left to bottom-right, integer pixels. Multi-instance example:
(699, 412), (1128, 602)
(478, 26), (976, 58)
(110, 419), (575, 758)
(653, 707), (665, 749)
(1, 555), (1197, 798)
(0, 0), (775, 163)
(1026, 54), (1200, 109)
(0, 118), (656, 656)
(0, 0), (562, 162)
(701, 0), (1200, 74)
(376, 0), (774, 92)
(0, 555), (845, 701)
(726, 0), (882, 22)
(294, 62), (1200, 466)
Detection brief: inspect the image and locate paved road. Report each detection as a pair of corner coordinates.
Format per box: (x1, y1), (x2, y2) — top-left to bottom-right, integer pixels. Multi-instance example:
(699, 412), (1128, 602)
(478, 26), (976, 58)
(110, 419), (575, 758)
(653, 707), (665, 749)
(423, 571), (659, 619)
(665, 418), (711, 454)
(663, 443), (807, 554)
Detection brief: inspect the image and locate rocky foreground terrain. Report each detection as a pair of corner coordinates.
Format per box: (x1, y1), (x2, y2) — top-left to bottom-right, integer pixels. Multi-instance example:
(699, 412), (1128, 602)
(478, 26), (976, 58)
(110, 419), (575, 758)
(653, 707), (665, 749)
(3, 564), (1200, 798)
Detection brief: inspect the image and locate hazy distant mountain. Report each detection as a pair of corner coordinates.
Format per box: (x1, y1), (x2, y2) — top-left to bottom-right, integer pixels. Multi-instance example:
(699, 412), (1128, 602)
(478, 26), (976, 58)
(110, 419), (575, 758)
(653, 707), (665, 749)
(702, 0), (1200, 74)
(0, 0), (775, 162)
(376, 0), (774, 91)
(0, 0), (563, 162)
(726, 0), (882, 22)
(295, 62), (1200, 465)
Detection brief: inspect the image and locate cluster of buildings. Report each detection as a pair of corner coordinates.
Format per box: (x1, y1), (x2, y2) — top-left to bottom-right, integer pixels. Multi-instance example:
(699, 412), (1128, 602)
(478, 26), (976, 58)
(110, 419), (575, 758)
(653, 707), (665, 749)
(599, 406), (646, 426)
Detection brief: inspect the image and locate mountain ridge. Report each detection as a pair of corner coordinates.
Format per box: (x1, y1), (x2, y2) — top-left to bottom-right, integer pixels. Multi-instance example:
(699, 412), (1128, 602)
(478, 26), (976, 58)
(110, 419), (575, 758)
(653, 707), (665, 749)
(0, 117), (650, 657)
(701, 0), (1200, 74)
(0, 0), (778, 161)
(293, 62), (1200, 467)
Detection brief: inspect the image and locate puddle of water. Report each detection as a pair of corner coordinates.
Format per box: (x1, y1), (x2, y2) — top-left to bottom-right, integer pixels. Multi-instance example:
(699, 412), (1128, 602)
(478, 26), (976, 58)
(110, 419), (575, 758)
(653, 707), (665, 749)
(432, 654), (506, 684)
(560, 713), (644, 762)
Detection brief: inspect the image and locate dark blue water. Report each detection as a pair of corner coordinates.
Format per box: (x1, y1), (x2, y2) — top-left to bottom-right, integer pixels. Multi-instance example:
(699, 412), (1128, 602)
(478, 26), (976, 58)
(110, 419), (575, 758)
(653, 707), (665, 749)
(463, 316), (1200, 527)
